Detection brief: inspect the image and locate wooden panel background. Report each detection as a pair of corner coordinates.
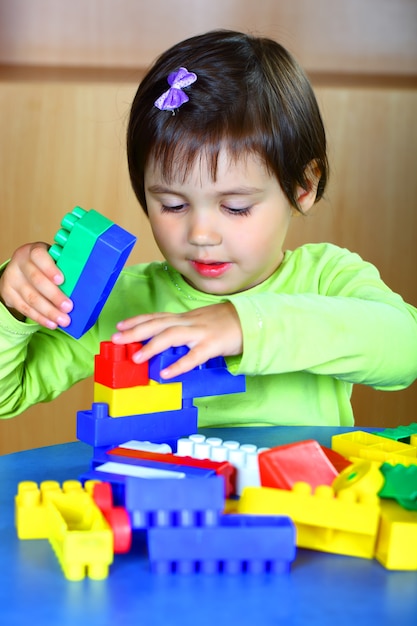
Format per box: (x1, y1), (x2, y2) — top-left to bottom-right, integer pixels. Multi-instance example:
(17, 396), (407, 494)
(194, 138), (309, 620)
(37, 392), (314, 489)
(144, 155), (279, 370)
(0, 0), (416, 453)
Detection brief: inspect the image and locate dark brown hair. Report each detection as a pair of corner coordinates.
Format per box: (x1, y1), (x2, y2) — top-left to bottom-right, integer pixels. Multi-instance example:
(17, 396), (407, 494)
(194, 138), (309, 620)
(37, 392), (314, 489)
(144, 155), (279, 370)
(127, 29), (328, 214)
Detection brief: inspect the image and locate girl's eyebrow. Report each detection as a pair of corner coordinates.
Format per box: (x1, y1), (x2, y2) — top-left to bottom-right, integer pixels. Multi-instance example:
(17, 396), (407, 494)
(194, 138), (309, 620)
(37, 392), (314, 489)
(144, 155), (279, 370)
(147, 184), (263, 195)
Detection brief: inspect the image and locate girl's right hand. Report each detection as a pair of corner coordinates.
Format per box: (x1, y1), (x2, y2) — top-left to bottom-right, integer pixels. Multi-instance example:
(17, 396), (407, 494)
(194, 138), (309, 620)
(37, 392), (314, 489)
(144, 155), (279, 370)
(0, 242), (73, 329)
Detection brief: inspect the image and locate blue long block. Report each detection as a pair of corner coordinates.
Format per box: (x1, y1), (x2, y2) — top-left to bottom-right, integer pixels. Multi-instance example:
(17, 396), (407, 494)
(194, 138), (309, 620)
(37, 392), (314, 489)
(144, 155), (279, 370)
(125, 475), (225, 529)
(76, 402), (198, 448)
(147, 514), (296, 574)
(61, 223), (136, 338)
(149, 347), (246, 398)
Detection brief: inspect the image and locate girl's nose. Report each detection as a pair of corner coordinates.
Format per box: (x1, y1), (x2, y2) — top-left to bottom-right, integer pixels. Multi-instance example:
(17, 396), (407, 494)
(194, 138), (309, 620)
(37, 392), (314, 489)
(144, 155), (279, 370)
(187, 212), (222, 246)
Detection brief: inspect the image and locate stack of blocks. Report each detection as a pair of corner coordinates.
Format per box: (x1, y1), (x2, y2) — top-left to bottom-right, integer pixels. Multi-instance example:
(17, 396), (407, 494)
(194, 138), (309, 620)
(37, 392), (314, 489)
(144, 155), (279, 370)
(77, 342), (246, 449)
(49, 206), (136, 338)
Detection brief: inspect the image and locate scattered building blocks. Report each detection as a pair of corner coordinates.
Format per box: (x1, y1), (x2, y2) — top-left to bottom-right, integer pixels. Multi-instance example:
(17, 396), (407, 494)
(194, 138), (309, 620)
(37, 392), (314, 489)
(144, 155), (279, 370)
(176, 434), (263, 495)
(332, 430), (417, 466)
(15, 480), (114, 581)
(105, 446), (236, 497)
(378, 463), (417, 510)
(77, 402), (198, 448)
(149, 347), (246, 398)
(238, 482), (381, 559)
(374, 499), (417, 570)
(94, 379), (182, 418)
(49, 207), (136, 339)
(94, 341), (149, 388)
(147, 514), (296, 574)
(258, 440), (340, 491)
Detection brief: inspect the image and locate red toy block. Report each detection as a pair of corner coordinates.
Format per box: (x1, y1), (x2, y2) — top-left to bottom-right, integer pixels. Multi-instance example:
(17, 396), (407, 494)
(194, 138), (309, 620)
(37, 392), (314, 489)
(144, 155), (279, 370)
(92, 482), (132, 553)
(258, 440), (339, 490)
(94, 341), (149, 389)
(107, 446), (237, 498)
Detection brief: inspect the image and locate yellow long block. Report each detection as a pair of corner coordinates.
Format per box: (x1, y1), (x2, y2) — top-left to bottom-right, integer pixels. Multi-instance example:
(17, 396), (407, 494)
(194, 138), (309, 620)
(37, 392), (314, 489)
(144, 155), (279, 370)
(375, 499), (417, 570)
(332, 431), (417, 466)
(15, 480), (113, 581)
(238, 482), (380, 559)
(94, 379), (183, 417)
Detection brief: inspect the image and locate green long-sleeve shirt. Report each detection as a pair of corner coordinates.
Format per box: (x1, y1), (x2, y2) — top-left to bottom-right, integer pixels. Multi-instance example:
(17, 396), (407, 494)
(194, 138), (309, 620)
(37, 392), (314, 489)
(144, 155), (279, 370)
(1, 243), (416, 426)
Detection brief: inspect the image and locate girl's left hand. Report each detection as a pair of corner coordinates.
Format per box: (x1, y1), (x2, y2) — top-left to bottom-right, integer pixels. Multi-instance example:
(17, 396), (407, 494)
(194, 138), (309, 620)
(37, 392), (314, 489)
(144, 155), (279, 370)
(111, 302), (243, 379)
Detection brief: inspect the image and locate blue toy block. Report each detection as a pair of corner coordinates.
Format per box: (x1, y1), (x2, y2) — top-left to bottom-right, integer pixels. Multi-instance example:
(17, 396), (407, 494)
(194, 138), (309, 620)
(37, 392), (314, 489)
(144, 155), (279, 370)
(76, 402), (198, 448)
(149, 347), (246, 398)
(147, 514), (296, 574)
(124, 475), (225, 529)
(62, 223), (136, 338)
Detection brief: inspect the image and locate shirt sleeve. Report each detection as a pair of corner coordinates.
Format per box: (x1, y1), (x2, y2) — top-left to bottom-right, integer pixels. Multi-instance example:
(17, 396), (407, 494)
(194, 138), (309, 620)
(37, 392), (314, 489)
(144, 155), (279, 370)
(226, 247), (417, 390)
(0, 302), (96, 419)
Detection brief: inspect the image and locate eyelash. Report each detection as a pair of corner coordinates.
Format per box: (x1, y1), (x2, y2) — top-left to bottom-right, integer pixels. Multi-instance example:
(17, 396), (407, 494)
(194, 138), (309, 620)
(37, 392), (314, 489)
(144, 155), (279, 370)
(160, 204), (253, 217)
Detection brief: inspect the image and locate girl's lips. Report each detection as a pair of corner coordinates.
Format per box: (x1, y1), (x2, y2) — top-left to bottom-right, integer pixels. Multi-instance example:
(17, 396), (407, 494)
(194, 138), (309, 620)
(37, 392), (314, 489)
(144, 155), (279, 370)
(190, 260), (232, 278)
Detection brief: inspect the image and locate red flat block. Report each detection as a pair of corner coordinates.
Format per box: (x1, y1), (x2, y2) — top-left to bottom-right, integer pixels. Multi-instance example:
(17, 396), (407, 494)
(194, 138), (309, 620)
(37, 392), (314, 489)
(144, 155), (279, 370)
(94, 341), (149, 389)
(258, 440), (339, 490)
(108, 446), (237, 498)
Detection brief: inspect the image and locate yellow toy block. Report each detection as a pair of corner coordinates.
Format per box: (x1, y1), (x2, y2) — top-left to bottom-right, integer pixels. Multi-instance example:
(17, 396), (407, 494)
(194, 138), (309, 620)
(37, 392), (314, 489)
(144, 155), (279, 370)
(94, 379), (182, 417)
(332, 431), (417, 466)
(15, 480), (113, 581)
(375, 499), (417, 570)
(238, 482), (380, 559)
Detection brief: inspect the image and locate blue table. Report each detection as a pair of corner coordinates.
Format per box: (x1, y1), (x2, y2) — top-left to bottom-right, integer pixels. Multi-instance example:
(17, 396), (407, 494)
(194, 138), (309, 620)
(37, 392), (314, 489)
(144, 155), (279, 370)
(1, 426), (416, 626)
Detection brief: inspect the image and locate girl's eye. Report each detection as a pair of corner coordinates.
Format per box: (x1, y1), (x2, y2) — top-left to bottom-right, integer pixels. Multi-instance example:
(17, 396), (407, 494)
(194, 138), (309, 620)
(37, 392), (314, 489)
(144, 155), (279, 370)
(161, 204), (186, 213)
(224, 205), (252, 217)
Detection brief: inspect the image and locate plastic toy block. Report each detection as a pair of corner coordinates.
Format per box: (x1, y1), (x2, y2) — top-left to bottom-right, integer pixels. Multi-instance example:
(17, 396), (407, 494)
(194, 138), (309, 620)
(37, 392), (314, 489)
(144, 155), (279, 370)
(331, 430), (417, 466)
(105, 446), (236, 497)
(374, 499), (417, 570)
(94, 341), (149, 389)
(176, 434), (264, 495)
(94, 379), (182, 417)
(93, 459), (215, 480)
(332, 461), (384, 499)
(147, 514), (296, 574)
(61, 222), (137, 338)
(377, 423), (417, 445)
(258, 440), (340, 491)
(76, 402), (198, 448)
(149, 347), (246, 398)
(118, 440), (172, 454)
(15, 480), (114, 581)
(49, 207), (113, 295)
(238, 483), (381, 559)
(90, 482), (132, 553)
(124, 475), (225, 529)
(378, 463), (417, 510)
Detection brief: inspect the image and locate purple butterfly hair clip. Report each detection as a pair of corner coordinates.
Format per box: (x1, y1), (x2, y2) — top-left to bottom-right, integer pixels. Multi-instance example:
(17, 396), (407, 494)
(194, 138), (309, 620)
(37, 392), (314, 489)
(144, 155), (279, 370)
(154, 67), (197, 112)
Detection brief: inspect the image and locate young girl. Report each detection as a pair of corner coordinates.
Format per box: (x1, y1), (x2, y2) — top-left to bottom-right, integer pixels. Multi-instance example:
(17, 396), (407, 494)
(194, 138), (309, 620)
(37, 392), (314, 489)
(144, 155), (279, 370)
(0, 29), (416, 427)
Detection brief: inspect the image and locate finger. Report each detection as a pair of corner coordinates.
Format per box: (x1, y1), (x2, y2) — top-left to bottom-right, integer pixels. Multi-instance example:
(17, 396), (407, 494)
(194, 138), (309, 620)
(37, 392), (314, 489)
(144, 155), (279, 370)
(30, 243), (65, 285)
(159, 344), (214, 379)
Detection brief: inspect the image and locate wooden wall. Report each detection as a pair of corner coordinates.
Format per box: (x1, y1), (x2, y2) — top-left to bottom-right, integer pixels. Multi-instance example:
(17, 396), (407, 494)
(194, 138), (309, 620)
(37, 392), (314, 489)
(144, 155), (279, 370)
(0, 0), (416, 453)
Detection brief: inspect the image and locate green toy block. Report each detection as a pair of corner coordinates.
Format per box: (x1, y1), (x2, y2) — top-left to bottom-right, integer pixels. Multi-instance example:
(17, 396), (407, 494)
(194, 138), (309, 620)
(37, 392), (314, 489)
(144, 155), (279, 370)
(49, 207), (113, 295)
(379, 463), (417, 511)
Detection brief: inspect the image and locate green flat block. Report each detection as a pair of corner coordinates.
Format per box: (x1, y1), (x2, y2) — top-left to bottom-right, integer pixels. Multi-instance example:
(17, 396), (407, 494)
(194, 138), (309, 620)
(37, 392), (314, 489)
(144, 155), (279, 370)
(49, 207), (113, 295)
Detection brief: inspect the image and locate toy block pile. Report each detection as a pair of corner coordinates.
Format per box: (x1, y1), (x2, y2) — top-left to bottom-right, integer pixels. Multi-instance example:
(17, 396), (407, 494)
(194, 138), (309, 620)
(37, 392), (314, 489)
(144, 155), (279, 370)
(48, 206), (136, 338)
(77, 342), (246, 449)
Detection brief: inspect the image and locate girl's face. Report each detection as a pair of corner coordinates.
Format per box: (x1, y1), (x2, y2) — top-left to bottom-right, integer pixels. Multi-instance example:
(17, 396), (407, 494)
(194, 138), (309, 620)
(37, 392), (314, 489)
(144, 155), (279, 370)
(145, 149), (312, 295)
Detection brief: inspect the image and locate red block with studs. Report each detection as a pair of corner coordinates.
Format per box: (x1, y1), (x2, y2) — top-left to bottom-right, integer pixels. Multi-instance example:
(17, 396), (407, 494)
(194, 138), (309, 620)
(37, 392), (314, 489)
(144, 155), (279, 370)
(94, 341), (149, 389)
